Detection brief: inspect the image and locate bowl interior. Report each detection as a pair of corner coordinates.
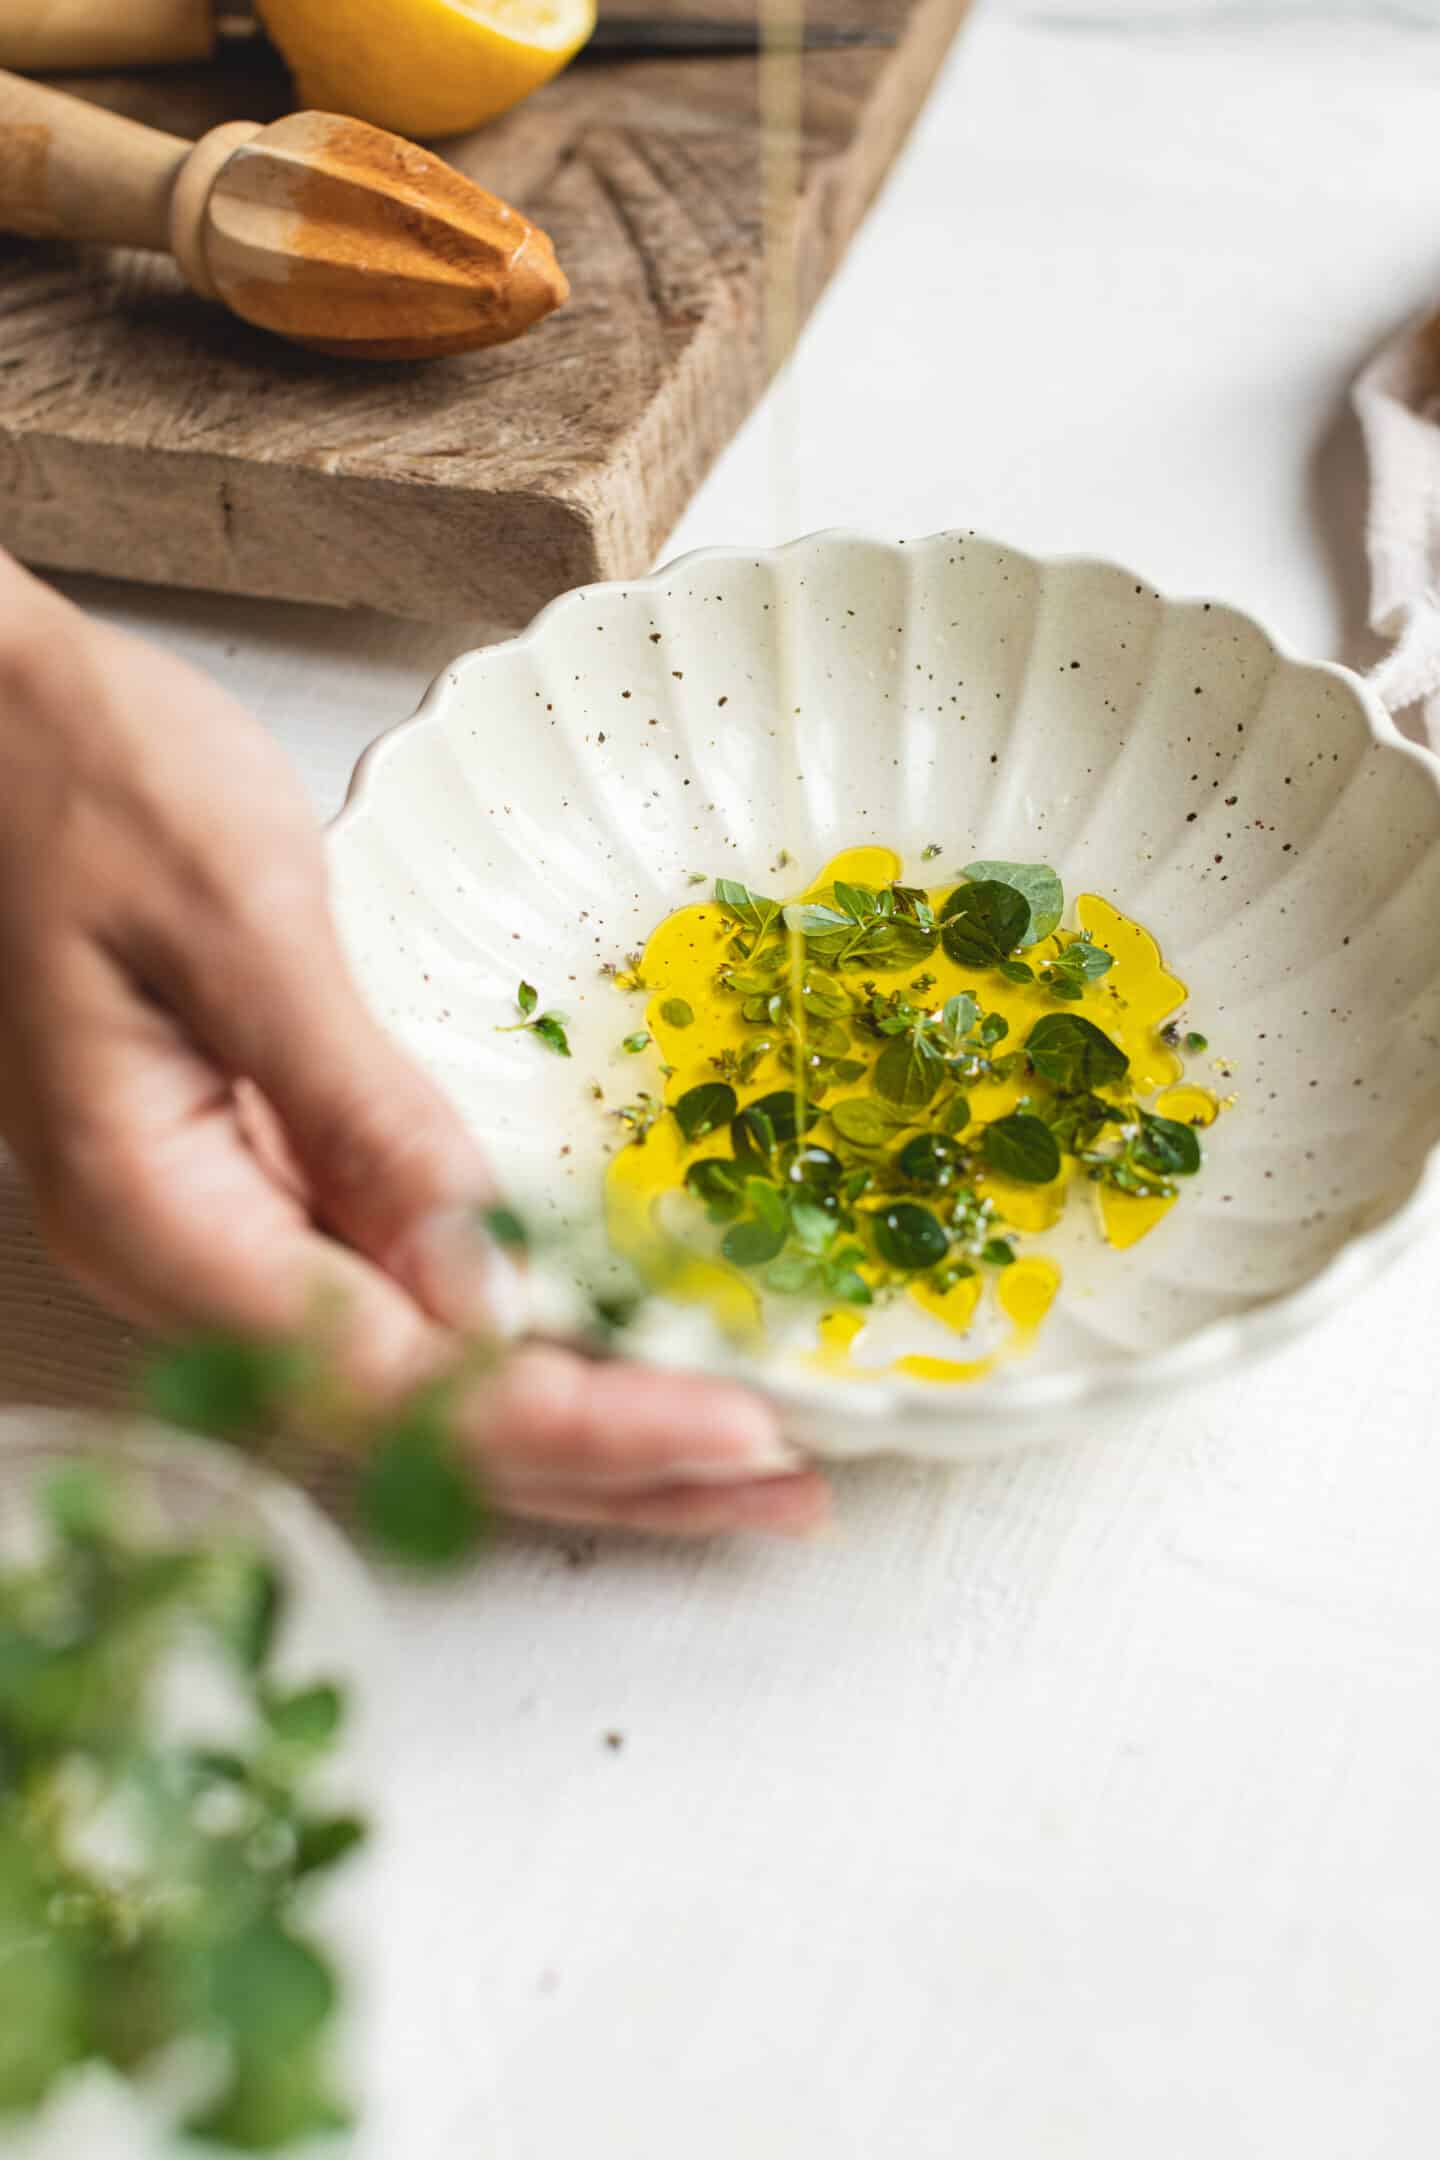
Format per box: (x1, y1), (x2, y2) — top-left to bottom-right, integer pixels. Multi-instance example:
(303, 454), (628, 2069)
(329, 532), (1440, 1421)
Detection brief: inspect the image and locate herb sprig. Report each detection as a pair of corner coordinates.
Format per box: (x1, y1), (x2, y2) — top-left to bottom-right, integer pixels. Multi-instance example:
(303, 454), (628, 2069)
(497, 980), (571, 1057)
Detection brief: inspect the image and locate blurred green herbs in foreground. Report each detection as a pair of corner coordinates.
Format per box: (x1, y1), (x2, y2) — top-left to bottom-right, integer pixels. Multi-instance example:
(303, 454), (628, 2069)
(0, 1201), (666, 2147)
(141, 1332), (492, 1576)
(0, 1465), (362, 2148)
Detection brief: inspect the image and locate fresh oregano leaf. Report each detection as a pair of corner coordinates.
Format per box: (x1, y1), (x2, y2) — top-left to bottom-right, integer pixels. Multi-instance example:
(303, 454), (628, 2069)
(832, 881), (877, 921)
(1134, 1111), (1202, 1177)
(937, 1092), (973, 1136)
(872, 1203), (950, 1271)
(941, 993), (979, 1044)
(1026, 1013), (1129, 1091)
(873, 1033), (945, 1109)
(356, 1412), (485, 1570)
(294, 1816), (368, 1879)
(715, 879), (780, 935)
(980, 1113), (1062, 1184)
(517, 980), (539, 1017)
(824, 1266), (873, 1306)
(531, 1014), (572, 1057)
(685, 1158), (747, 1220)
(938, 879), (1032, 968)
(1042, 938), (1114, 999)
(722, 1219), (788, 1269)
(739, 1089), (817, 1148)
(747, 1179), (790, 1234)
(782, 1150), (842, 1208)
(830, 1097), (912, 1147)
(790, 1198), (839, 1254)
(674, 1082), (738, 1144)
(897, 1133), (964, 1188)
(783, 902), (852, 938)
(263, 1684), (343, 1752)
(660, 999), (695, 1028)
(960, 861), (1064, 946)
(142, 1335), (307, 1442)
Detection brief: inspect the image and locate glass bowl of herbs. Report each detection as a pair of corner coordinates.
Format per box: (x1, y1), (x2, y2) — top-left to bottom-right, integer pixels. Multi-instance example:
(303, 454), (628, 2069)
(0, 1409), (379, 2155)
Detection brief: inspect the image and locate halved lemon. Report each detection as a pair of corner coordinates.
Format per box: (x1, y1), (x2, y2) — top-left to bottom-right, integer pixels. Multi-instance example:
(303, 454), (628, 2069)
(257, 0), (597, 141)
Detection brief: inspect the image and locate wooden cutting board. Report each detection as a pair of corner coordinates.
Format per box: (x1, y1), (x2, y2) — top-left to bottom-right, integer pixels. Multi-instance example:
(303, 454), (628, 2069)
(0, 1), (970, 625)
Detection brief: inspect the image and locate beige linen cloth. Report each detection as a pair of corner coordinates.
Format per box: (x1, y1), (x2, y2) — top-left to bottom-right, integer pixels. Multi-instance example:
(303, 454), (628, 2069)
(1355, 311), (1440, 742)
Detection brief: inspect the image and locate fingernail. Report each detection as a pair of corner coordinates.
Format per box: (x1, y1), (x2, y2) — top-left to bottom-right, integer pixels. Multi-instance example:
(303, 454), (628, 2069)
(675, 1394), (807, 1482)
(402, 1205), (531, 1341)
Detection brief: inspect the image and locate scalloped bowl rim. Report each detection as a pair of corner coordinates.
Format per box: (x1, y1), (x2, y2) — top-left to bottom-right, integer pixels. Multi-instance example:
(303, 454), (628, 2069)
(329, 529), (1440, 1426)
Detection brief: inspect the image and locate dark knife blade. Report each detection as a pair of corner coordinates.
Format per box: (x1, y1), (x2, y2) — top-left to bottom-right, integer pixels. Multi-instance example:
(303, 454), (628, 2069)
(579, 17), (897, 60)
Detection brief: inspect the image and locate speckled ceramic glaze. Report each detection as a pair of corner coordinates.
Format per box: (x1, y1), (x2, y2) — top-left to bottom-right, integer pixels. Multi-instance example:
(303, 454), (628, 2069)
(328, 532), (1440, 1459)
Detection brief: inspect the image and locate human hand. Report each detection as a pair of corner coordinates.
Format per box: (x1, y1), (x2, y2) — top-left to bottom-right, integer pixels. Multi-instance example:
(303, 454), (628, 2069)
(0, 557), (827, 1538)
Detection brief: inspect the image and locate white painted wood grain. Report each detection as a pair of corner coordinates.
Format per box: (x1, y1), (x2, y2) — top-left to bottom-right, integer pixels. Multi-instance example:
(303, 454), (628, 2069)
(7, 13), (1440, 2153)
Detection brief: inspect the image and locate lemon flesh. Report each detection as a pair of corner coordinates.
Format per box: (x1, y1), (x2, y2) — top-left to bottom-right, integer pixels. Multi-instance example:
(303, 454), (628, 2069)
(257, 0), (596, 141)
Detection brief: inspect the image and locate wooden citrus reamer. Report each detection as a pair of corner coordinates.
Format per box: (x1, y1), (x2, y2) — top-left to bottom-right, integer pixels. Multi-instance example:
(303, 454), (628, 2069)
(0, 68), (569, 359)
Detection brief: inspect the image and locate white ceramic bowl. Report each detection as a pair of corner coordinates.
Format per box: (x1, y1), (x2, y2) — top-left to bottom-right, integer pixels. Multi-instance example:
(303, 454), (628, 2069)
(328, 531), (1440, 1458)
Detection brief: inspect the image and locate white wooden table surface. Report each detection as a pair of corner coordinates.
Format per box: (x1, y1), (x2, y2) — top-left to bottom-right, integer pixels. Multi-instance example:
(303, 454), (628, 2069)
(7, 6), (1440, 2153)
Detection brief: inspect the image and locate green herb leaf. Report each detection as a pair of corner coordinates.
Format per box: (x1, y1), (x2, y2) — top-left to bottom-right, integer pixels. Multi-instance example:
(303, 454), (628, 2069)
(832, 881), (876, 922)
(747, 1180), (790, 1234)
(142, 1336), (306, 1441)
(206, 1917), (338, 2054)
(941, 993), (979, 1043)
(790, 1197), (839, 1254)
(897, 1133), (964, 1188)
(830, 1097), (913, 1147)
(685, 1158), (747, 1220)
(873, 1033), (946, 1109)
(767, 1256), (822, 1295)
(1185, 1030), (1209, 1053)
(674, 1082), (738, 1144)
(263, 1683), (344, 1752)
(722, 1219), (788, 1269)
(660, 999), (695, 1028)
(1042, 938), (1115, 999)
(872, 1204), (950, 1272)
(982, 1238), (1016, 1267)
(939, 878), (1032, 968)
(623, 1032), (650, 1054)
(784, 1143), (844, 1193)
(1026, 1013), (1129, 1091)
(783, 902), (853, 938)
(294, 1815), (368, 1879)
(735, 1090), (817, 1152)
(203, 1554), (285, 1671)
(356, 1409), (485, 1571)
(716, 879), (781, 935)
(517, 980), (539, 1017)
(482, 1204), (529, 1252)
(824, 1267), (874, 1307)
(532, 1014), (571, 1058)
(980, 1113), (1062, 1184)
(937, 1092), (973, 1136)
(959, 861), (1064, 946)
(1133, 1111), (1202, 1178)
